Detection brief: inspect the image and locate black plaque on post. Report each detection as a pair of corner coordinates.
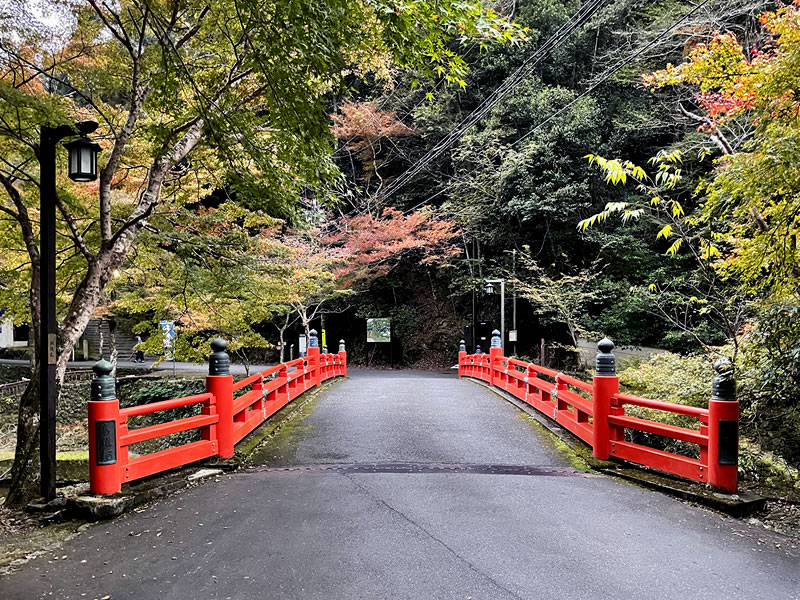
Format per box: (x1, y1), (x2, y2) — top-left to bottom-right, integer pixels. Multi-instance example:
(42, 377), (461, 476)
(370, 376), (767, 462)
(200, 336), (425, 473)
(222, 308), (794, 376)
(95, 419), (117, 466)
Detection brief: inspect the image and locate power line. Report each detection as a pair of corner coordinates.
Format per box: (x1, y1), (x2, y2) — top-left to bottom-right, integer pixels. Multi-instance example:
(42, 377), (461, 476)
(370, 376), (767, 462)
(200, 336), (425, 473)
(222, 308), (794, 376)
(328, 0), (711, 236)
(389, 0), (716, 216)
(508, 0), (714, 150)
(376, 0), (611, 202)
(322, 0), (609, 235)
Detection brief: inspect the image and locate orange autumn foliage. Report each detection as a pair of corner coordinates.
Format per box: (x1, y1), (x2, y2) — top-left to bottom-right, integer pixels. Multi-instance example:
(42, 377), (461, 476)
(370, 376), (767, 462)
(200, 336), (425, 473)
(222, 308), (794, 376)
(324, 207), (459, 286)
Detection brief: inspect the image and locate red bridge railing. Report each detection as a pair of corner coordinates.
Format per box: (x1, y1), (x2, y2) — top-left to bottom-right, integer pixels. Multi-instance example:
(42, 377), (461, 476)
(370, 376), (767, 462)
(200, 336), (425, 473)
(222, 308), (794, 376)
(88, 333), (347, 494)
(458, 335), (739, 493)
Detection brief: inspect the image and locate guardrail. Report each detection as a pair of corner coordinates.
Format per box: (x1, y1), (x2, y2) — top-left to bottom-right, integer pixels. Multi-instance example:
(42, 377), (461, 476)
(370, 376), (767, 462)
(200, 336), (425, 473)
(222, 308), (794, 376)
(88, 332), (347, 494)
(458, 333), (739, 493)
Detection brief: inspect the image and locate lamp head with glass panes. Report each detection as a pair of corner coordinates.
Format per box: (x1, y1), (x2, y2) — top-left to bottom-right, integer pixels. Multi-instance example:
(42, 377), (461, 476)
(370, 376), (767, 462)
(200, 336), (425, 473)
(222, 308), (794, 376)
(63, 121), (100, 182)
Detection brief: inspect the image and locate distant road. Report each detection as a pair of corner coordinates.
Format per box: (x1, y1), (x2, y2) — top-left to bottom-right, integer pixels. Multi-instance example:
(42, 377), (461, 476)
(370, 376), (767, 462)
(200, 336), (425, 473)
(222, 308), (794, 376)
(0, 358), (275, 376)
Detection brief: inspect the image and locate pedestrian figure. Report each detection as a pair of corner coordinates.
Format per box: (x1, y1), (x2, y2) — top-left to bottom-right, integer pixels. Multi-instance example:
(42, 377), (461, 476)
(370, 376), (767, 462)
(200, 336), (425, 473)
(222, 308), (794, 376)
(134, 335), (145, 363)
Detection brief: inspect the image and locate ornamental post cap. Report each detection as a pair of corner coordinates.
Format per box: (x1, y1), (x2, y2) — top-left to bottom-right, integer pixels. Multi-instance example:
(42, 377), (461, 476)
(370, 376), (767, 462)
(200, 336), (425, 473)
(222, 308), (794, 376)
(209, 337), (230, 376)
(92, 359), (113, 377)
(595, 337), (616, 376)
(712, 357), (736, 401)
(91, 359), (115, 401)
(597, 338), (615, 354)
(714, 357), (733, 375)
(490, 330), (501, 348)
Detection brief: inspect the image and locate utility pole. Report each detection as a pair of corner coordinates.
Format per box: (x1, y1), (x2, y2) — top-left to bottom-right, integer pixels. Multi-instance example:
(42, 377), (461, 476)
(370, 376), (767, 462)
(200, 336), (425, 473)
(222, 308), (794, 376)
(512, 249), (517, 356)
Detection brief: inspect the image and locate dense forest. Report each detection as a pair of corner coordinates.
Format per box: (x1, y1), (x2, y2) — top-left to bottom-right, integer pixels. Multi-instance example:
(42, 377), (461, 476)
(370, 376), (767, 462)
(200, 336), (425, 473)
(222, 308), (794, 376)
(1, 0), (798, 504)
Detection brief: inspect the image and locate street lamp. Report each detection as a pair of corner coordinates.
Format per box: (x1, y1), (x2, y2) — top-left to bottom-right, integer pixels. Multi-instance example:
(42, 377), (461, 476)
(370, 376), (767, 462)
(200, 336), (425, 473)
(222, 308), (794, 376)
(64, 131), (101, 182)
(485, 278), (505, 352)
(39, 119), (100, 501)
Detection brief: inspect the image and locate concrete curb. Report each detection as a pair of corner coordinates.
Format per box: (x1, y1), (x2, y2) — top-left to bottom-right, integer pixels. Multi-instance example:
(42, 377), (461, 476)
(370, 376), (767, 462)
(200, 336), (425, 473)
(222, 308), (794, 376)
(465, 377), (766, 518)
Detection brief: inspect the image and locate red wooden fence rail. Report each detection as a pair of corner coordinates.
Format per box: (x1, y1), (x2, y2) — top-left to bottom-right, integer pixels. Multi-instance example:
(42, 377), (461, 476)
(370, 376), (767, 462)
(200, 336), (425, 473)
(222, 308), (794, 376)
(457, 333), (739, 493)
(88, 332), (347, 494)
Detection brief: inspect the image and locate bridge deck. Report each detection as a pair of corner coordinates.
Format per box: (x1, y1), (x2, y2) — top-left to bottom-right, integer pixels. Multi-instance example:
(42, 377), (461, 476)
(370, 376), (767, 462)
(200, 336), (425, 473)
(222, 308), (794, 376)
(3, 371), (798, 599)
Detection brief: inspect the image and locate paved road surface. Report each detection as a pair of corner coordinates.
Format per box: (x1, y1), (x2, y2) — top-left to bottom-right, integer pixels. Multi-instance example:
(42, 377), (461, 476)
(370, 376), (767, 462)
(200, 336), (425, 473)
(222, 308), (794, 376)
(2, 370), (798, 599)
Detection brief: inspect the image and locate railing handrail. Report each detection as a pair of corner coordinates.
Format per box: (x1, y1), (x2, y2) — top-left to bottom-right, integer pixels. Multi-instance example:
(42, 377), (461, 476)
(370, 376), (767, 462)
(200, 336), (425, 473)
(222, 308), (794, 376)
(88, 342), (348, 494)
(613, 392), (709, 420)
(120, 392), (214, 418)
(458, 341), (738, 493)
(556, 372), (593, 394)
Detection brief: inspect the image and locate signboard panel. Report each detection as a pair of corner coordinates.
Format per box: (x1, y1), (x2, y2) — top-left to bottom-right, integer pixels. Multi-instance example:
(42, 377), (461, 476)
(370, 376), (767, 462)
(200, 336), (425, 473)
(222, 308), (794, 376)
(366, 318), (391, 343)
(509, 330), (518, 342)
(159, 320), (176, 359)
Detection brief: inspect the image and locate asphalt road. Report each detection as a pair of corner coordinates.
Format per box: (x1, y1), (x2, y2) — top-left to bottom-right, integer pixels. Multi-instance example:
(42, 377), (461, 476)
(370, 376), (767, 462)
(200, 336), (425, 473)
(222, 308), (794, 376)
(2, 370), (799, 599)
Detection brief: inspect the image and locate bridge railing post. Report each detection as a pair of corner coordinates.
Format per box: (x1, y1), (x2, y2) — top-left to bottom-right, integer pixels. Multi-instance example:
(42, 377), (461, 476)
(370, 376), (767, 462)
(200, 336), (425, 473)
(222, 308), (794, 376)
(708, 359), (739, 493)
(525, 364), (535, 403)
(489, 330), (502, 387)
(278, 363), (290, 402)
(458, 340), (466, 378)
(338, 339), (347, 377)
(592, 338), (618, 460)
(88, 360), (122, 495)
(307, 329), (321, 387)
(207, 338), (234, 459)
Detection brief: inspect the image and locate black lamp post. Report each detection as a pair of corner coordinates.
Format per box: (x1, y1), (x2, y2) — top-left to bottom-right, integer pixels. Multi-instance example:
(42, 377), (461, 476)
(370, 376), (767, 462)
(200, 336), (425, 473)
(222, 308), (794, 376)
(39, 120), (99, 501)
(484, 279), (505, 353)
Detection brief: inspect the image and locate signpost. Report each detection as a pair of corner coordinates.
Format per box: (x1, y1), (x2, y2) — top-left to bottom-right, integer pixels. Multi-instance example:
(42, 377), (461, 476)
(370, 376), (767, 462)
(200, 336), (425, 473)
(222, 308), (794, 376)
(159, 320), (176, 376)
(366, 318), (391, 343)
(299, 333), (307, 357)
(366, 318), (392, 367)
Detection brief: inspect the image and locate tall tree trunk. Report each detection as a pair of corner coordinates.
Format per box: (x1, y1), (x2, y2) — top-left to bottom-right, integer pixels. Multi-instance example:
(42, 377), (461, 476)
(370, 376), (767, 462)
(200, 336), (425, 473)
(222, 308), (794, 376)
(6, 202), (140, 507)
(5, 266), (41, 507)
(5, 373), (41, 506)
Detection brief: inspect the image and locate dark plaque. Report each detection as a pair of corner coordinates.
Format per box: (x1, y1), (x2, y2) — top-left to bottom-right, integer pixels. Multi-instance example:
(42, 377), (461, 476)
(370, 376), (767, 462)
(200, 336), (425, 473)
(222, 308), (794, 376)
(95, 420), (117, 465)
(717, 420), (738, 466)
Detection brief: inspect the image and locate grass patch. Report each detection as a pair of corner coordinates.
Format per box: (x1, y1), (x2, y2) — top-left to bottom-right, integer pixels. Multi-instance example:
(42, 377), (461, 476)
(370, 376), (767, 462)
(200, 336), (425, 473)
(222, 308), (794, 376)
(514, 412), (593, 472)
(240, 377), (345, 464)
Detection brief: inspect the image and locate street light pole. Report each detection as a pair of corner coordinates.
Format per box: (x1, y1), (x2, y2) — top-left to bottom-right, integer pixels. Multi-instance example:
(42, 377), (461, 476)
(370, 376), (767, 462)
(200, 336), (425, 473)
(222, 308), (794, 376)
(512, 250), (517, 356)
(500, 280), (505, 353)
(39, 121), (99, 501)
(485, 279), (505, 353)
(39, 125), (70, 501)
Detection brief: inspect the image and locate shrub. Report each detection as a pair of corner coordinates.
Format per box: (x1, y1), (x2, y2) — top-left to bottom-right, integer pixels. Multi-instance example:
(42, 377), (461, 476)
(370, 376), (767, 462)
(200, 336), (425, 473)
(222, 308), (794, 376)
(618, 352), (714, 460)
(117, 377), (208, 455)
